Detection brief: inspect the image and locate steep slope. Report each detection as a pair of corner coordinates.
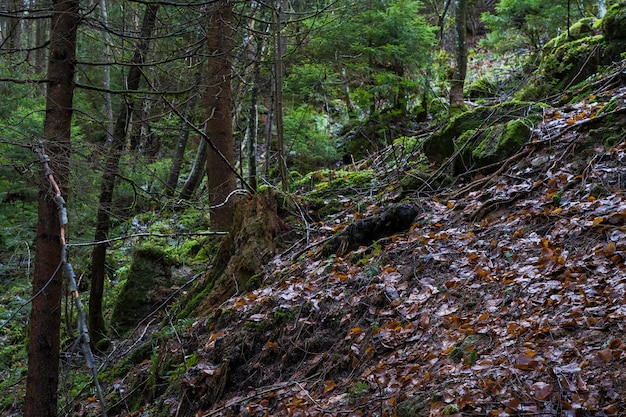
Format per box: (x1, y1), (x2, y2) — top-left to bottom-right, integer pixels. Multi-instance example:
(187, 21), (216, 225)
(98, 67), (626, 417)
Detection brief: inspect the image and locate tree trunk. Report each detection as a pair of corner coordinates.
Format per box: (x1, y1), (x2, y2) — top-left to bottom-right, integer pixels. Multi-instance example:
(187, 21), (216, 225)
(24, 0), (79, 415)
(88, 3), (159, 348)
(273, 0), (289, 192)
(179, 135), (208, 200)
(99, 0), (114, 141)
(245, 45), (262, 192)
(205, 0), (237, 231)
(449, 0), (468, 108)
(166, 71), (201, 196)
(2, 0), (22, 51)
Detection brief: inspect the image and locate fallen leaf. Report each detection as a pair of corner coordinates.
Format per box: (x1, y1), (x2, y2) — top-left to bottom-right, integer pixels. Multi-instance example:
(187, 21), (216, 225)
(323, 380), (336, 394)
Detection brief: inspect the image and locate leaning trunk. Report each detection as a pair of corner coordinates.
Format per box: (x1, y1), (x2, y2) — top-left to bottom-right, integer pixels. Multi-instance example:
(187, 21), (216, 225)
(165, 72), (201, 196)
(179, 137), (208, 200)
(88, 3), (159, 348)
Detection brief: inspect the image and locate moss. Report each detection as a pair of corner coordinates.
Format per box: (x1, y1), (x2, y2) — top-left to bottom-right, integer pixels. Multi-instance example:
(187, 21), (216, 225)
(298, 169), (376, 217)
(543, 35), (604, 89)
(470, 119), (531, 168)
(111, 246), (175, 331)
(194, 189), (285, 315)
(466, 77), (498, 99)
(602, 1), (626, 42)
(423, 101), (544, 164)
(107, 340), (156, 378)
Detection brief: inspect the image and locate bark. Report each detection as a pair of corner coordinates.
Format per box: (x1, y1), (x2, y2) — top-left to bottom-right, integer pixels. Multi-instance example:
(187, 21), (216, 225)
(273, 0), (289, 192)
(237, 0), (263, 192)
(99, 0), (114, 140)
(179, 135), (208, 200)
(245, 59), (260, 192)
(205, 0), (237, 231)
(88, 3), (159, 347)
(449, 0), (468, 107)
(166, 72), (201, 196)
(24, 0), (79, 415)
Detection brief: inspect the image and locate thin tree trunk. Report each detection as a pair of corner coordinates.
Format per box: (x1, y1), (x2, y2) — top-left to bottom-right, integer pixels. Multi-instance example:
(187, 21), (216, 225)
(24, 0), (79, 415)
(99, 0), (114, 140)
(2, 0), (22, 50)
(166, 71), (201, 196)
(88, 3), (159, 348)
(246, 43), (262, 192)
(179, 135), (208, 200)
(205, 0), (237, 231)
(273, 0), (289, 192)
(450, 0), (467, 108)
(33, 9), (48, 75)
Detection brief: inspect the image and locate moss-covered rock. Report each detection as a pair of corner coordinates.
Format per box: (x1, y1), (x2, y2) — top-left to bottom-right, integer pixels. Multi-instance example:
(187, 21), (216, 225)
(422, 101), (544, 165)
(602, 0), (626, 58)
(466, 77), (499, 100)
(602, 1), (626, 42)
(469, 118), (532, 169)
(520, 11), (626, 101)
(111, 246), (176, 331)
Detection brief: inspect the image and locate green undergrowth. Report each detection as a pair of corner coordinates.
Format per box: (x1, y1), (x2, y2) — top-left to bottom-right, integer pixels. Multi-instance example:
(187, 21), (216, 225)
(294, 168), (377, 217)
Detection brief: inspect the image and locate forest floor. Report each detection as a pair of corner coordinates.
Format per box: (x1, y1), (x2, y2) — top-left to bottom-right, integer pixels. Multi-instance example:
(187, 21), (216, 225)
(76, 75), (626, 417)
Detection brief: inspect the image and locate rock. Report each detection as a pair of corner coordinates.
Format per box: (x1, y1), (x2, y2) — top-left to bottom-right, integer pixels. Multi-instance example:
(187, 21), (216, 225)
(422, 102), (544, 172)
(111, 246), (175, 331)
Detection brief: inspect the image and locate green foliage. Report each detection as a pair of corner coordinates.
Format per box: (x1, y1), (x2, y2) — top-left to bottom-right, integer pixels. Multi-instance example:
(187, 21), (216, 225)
(285, 63), (340, 104)
(442, 404), (459, 415)
(481, 0), (594, 52)
(306, 0), (435, 112)
(273, 307), (296, 326)
(346, 381), (369, 401)
(284, 105), (339, 172)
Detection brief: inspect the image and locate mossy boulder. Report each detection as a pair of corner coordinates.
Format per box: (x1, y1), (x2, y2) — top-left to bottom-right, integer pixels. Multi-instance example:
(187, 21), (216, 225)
(422, 101), (544, 167)
(111, 246), (176, 331)
(520, 11), (626, 101)
(602, 1), (626, 58)
(469, 118), (532, 169)
(539, 33), (604, 96)
(602, 1), (626, 41)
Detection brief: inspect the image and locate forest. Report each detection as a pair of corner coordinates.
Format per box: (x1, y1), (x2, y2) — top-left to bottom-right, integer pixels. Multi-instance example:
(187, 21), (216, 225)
(0, 0), (625, 416)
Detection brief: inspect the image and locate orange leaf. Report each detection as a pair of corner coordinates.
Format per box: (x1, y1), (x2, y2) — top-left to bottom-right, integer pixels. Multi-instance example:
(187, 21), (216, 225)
(348, 327), (362, 337)
(209, 331), (225, 341)
(597, 348), (612, 362)
(263, 341), (279, 352)
(323, 380), (336, 394)
(604, 241), (617, 256)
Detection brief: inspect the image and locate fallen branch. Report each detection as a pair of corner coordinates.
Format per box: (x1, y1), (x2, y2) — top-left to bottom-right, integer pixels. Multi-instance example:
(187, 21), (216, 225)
(33, 141), (108, 417)
(67, 231), (228, 248)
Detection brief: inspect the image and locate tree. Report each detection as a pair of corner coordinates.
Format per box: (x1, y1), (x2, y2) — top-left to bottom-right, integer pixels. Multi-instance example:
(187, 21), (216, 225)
(24, 0), (79, 415)
(273, 0), (289, 191)
(88, 2), (160, 348)
(165, 70), (201, 197)
(481, 0), (596, 52)
(450, 0), (468, 107)
(205, 0), (237, 231)
(307, 0), (435, 114)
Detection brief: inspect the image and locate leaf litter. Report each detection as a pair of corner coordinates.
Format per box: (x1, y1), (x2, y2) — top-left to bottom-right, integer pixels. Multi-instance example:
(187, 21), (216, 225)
(106, 86), (626, 417)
